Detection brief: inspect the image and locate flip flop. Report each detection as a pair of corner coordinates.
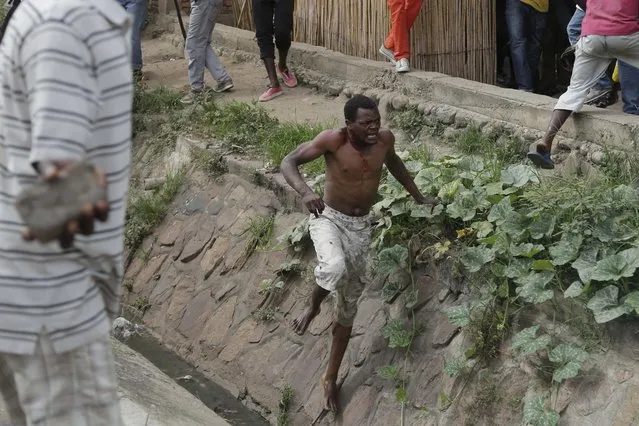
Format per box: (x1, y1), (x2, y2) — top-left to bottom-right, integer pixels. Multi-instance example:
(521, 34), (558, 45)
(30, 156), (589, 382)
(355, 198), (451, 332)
(527, 150), (555, 169)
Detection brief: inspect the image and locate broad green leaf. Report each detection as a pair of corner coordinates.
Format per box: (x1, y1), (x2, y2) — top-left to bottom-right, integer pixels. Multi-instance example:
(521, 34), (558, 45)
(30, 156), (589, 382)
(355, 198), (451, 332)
(371, 197), (395, 215)
(592, 218), (616, 242)
(510, 243), (545, 258)
(619, 247), (639, 269)
(504, 258), (533, 279)
(501, 164), (540, 188)
(564, 281), (584, 298)
(548, 343), (588, 383)
(446, 200), (476, 222)
(523, 396), (559, 426)
(389, 201), (409, 216)
(549, 232), (583, 266)
(532, 260), (554, 271)
(457, 156), (485, 173)
(484, 182), (504, 196)
(510, 325), (551, 356)
(623, 291), (639, 313)
(471, 221), (494, 239)
(611, 184), (639, 203)
(447, 189), (490, 222)
(414, 167), (441, 193)
(460, 246), (495, 273)
(493, 233), (511, 255)
(571, 246), (599, 283)
(487, 197), (514, 225)
(438, 179), (462, 202)
(445, 305), (471, 327)
(529, 215), (556, 240)
(515, 271), (554, 304)
(405, 160), (424, 174)
(377, 245), (409, 274)
(586, 285), (633, 323)
(500, 211), (530, 240)
(410, 203), (444, 218)
(591, 254), (637, 282)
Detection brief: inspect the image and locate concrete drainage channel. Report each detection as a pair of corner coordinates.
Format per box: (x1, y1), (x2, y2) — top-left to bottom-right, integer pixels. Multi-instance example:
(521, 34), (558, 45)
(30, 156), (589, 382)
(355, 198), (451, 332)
(124, 332), (269, 426)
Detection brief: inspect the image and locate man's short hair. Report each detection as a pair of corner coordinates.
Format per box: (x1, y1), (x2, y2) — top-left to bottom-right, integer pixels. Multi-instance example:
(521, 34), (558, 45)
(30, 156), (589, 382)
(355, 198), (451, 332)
(344, 95), (377, 122)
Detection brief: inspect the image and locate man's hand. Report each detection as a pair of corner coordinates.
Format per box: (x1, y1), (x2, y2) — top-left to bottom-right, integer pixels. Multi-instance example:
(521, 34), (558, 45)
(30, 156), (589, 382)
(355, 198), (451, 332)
(22, 161), (110, 249)
(302, 192), (325, 218)
(415, 195), (439, 206)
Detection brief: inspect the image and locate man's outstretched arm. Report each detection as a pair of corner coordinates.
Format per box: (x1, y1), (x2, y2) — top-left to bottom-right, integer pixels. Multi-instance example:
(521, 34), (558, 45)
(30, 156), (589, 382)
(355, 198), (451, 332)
(280, 130), (333, 215)
(384, 133), (437, 205)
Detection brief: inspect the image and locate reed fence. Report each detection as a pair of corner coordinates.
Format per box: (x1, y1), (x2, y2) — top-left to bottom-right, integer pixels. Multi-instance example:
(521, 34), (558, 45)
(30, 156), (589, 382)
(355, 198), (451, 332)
(230, 0), (496, 84)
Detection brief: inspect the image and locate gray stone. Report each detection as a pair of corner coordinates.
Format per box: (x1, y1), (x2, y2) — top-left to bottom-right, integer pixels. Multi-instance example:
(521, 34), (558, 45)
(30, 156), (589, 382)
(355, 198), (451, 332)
(591, 150), (605, 165)
(199, 296), (237, 348)
(200, 236), (230, 279)
(184, 196), (207, 215)
(454, 114), (470, 129)
(438, 288), (450, 303)
(391, 95), (409, 110)
(342, 87), (353, 97)
(435, 107), (456, 125)
(206, 199), (224, 215)
(180, 231), (213, 263)
(249, 324), (264, 344)
(227, 185), (247, 203)
(218, 320), (257, 362)
(144, 177), (165, 190)
(214, 281), (236, 301)
(134, 254), (168, 294)
(216, 207), (240, 231)
(431, 314), (460, 348)
(178, 288), (217, 339)
(159, 220), (182, 247)
(327, 84), (343, 96)
(443, 127), (462, 140)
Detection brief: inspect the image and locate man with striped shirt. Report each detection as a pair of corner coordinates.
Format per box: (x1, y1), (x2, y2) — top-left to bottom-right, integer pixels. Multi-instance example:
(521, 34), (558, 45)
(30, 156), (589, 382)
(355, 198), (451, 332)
(0, 0), (133, 424)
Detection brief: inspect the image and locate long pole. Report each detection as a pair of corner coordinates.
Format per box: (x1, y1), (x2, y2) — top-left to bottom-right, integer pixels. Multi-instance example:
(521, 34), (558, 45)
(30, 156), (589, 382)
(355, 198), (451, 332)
(173, 0), (187, 40)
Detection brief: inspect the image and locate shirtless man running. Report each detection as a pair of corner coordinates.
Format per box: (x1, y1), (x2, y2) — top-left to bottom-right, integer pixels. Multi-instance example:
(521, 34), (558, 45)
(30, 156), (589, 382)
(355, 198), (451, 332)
(280, 95), (436, 413)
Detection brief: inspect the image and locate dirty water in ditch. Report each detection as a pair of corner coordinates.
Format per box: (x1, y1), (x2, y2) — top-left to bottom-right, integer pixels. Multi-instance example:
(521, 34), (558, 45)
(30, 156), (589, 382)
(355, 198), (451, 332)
(125, 333), (269, 426)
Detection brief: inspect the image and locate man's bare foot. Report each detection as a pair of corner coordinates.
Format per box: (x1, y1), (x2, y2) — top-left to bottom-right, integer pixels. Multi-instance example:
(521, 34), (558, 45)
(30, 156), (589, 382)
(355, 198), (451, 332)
(292, 306), (320, 335)
(323, 376), (339, 412)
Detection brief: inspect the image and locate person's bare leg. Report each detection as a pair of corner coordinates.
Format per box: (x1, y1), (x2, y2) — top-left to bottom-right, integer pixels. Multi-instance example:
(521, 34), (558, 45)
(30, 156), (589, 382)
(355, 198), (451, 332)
(537, 109), (573, 153)
(263, 57), (280, 88)
(323, 323), (351, 412)
(293, 285), (328, 335)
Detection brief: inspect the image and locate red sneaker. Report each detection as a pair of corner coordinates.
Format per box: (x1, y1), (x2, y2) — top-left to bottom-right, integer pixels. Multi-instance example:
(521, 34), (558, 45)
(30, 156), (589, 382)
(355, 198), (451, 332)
(277, 65), (298, 88)
(259, 86), (284, 102)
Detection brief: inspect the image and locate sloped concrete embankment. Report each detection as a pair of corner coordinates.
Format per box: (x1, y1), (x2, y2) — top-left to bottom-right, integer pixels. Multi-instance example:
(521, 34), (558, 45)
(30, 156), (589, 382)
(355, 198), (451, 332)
(122, 141), (475, 425)
(124, 134), (639, 426)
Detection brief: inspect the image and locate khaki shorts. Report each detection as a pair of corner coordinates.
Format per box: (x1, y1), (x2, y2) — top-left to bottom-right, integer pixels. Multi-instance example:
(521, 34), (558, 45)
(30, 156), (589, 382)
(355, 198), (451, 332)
(309, 206), (372, 327)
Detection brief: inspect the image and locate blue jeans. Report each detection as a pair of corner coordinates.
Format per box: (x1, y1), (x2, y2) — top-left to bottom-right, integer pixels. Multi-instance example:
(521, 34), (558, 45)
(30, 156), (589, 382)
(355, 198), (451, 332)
(566, 7), (611, 90)
(119, 0), (146, 72)
(505, 0), (547, 91)
(619, 61), (639, 115)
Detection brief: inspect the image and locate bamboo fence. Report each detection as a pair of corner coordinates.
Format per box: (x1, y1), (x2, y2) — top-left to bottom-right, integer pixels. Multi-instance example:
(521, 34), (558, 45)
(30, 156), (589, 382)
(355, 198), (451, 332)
(230, 0), (496, 84)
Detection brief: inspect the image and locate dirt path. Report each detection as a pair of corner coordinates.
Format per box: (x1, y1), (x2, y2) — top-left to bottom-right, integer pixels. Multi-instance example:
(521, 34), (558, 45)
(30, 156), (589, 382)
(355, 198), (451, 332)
(141, 37), (344, 126)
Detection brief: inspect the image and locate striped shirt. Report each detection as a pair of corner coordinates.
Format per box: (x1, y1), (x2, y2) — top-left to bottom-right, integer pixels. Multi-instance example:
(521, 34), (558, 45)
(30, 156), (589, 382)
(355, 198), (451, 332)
(0, 0), (133, 355)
